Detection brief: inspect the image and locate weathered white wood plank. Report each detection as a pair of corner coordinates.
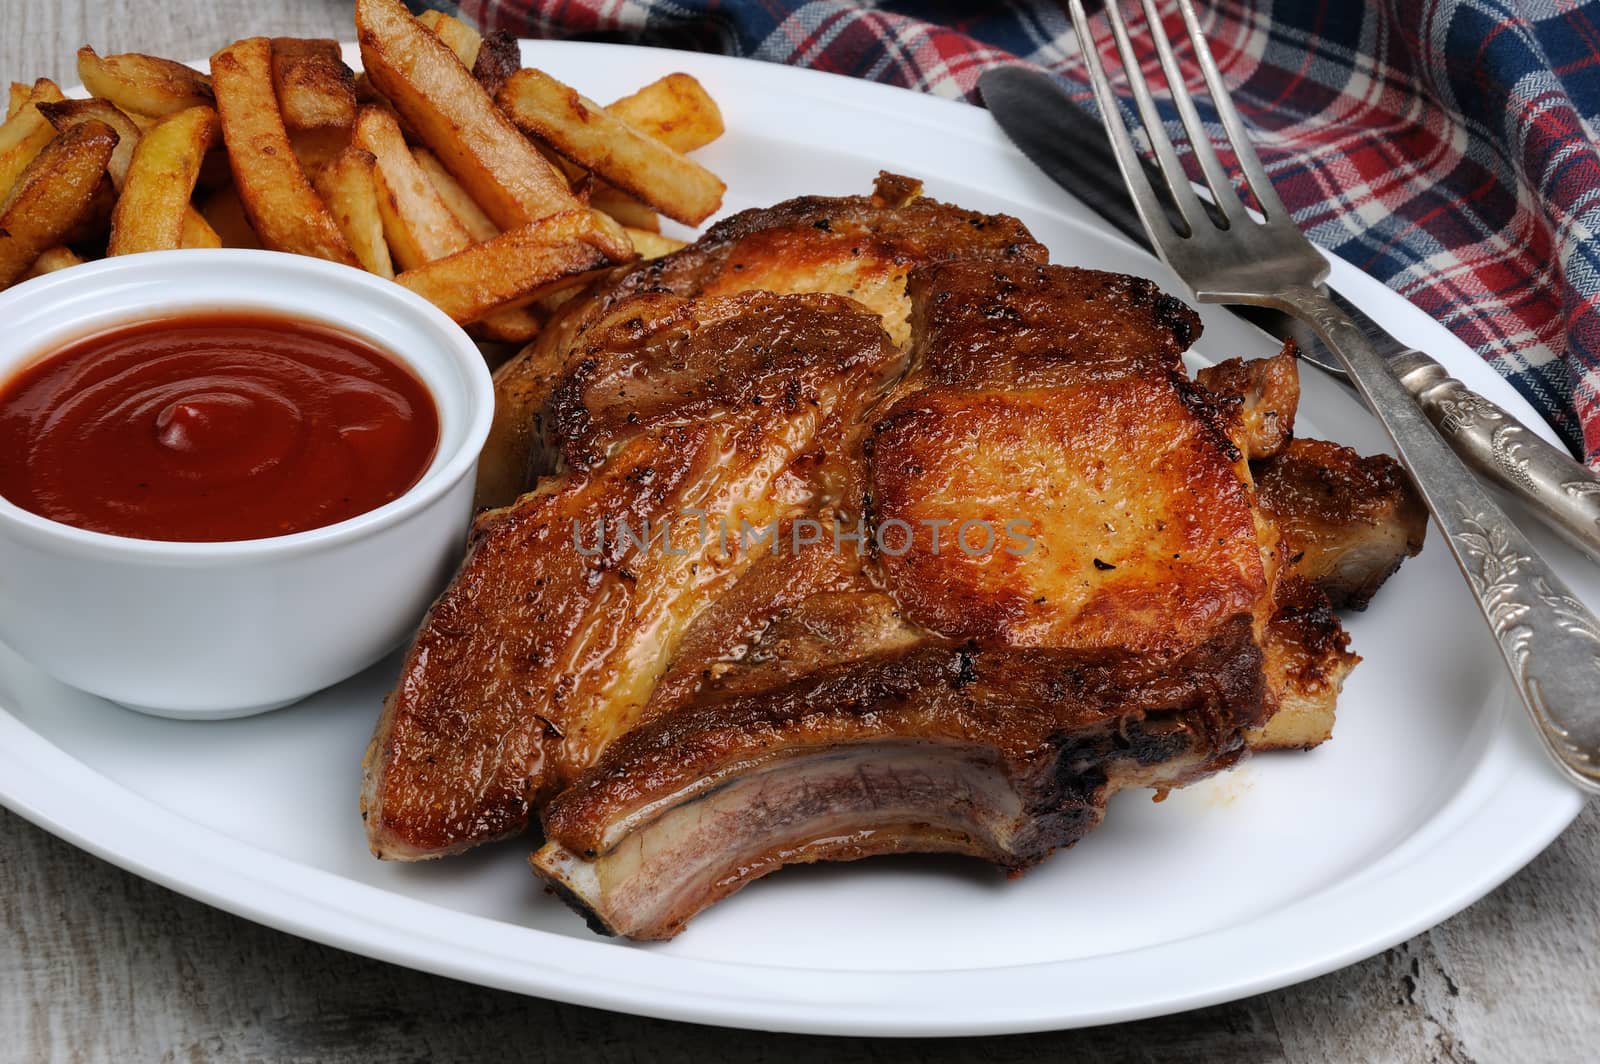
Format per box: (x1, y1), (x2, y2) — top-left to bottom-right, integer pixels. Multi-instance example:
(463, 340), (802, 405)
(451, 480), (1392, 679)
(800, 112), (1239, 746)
(0, 2), (1595, 1059)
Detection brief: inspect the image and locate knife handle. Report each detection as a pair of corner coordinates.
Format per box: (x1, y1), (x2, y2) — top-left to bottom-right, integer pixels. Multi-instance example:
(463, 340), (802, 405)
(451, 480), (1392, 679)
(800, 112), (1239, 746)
(1389, 349), (1600, 561)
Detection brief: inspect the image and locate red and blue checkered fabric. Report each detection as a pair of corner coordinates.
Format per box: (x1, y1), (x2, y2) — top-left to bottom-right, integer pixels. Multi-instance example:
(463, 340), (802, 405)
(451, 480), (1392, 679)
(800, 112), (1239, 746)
(418, 0), (1600, 464)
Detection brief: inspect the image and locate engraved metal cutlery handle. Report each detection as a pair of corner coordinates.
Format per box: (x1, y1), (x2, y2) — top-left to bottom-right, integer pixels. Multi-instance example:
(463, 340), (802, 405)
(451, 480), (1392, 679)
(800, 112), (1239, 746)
(1390, 350), (1600, 562)
(1280, 285), (1600, 792)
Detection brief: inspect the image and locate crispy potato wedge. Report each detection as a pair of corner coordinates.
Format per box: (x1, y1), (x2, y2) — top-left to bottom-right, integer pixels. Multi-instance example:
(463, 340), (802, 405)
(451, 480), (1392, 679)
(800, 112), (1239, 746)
(472, 30), (520, 98)
(607, 73), (724, 153)
(357, 0), (577, 229)
(42, 98), (216, 240)
(416, 10), (482, 69)
(354, 104), (470, 268)
(21, 246), (85, 279)
(6, 83), (28, 121)
(272, 38), (357, 132)
(312, 146), (393, 278)
(466, 308), (543, 344)
(38, 98), (140, 184)
(0, 79), (67, 203)
(210, 38), (356, 264)
(181, 208), (222, 248)
(109, 105), (220, 255)
(413, 146), (497, 242)
(623, 226), (686, 259)
(588, 181), (659, 231)
(0, 120), (117, 288)
(78, 47), (212, 117)
(395, 209), (622, 323)
(498, 68), (724, 225)
(199, 183), (261, 248)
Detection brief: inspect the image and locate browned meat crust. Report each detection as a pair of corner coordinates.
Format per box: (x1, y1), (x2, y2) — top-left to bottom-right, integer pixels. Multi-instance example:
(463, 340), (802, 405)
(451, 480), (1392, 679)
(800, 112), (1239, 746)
(535, 616), (1265, 939)
(364, 178), (1424, 938)
(1196, 343), (1300, 460)
(1254, 437), (1427, 609)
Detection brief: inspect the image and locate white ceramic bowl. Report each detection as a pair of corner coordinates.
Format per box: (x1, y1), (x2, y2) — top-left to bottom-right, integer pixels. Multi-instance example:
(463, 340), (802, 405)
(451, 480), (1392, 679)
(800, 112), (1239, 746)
(0, 250), (494, 719)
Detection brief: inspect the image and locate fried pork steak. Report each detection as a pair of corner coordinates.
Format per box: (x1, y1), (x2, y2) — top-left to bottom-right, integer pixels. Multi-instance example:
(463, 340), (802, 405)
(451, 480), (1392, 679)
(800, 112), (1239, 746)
(362, 176), (1425, 938)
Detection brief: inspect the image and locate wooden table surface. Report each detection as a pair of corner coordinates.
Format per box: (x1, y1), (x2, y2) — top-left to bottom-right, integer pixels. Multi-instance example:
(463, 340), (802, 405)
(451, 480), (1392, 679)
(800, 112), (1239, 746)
(4, 2), (1598, 1060)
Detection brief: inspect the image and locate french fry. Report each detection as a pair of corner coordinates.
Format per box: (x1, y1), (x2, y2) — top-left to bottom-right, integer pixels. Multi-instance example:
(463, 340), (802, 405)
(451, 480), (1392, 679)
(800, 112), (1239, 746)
(199, 183), (261, 248)
(0, 79), (66, 203)
(42, 98), (217, 242)
(6, 83), (27, 121)
(0, 120), (117, 288)
(466, 308), (543, 344)
(289, 128), (351, 179)
(181, 209), (223, 248)
(588, 182), (659, 232)
(606, 73), (724, 153)
(416, 10), (482, 69)
(210, 38), (356, 264)
(498, 68), (724, 225)
(78, 47), (212, 117)
(471, 31), (520, 98)
(271, 38), (357, 132)
(356, 0), (578, 229)
(311, 146), (393, 278)
(21, 246), (85, 279)
(395, 210), (618, 324)
(623, 226), (686, 260)
(354, 105), (471, 269)
(108, 105), (220, 255)
(413, 146), (497, 242)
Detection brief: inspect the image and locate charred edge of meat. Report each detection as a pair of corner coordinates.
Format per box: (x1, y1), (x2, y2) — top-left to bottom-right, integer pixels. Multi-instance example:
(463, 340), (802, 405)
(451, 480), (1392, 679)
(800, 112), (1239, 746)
(531, 621), (1265, 939)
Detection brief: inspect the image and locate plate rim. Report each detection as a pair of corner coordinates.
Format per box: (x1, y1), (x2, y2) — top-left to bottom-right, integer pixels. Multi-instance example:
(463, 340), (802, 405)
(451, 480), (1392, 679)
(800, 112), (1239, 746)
(0, 39), (1584, 1037)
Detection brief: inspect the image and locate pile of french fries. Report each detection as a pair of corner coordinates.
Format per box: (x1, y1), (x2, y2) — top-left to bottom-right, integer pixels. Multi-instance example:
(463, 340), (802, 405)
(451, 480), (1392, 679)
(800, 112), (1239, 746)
(0, 0), (728, 345)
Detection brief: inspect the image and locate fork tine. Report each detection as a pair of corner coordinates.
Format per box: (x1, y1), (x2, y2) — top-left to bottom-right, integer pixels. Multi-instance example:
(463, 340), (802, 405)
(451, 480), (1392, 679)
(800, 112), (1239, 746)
(1067, 0), (1188, 242)
(1097, 2), (1211, 235)
(1136, 0), (1249, 227)
(1171, 0), (1293, 223)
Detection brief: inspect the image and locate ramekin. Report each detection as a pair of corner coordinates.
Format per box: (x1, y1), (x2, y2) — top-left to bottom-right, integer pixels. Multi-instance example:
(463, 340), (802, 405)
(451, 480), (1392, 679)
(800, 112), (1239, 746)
(0, 250), (494, 719)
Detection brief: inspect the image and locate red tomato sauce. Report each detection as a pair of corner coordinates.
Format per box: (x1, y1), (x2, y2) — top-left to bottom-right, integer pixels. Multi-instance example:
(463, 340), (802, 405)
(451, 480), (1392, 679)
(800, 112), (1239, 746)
(0, 314), (439, 542)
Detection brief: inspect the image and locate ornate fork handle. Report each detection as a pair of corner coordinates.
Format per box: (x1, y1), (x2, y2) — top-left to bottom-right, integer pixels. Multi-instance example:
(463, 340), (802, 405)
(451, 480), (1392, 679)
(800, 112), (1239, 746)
(1389, 350), (1600, 562)
(1276, 285), (1600, 793)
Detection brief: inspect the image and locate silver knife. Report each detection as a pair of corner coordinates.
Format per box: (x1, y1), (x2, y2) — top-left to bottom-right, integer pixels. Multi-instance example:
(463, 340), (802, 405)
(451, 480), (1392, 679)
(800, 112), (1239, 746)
(979, 64), (1600, 562)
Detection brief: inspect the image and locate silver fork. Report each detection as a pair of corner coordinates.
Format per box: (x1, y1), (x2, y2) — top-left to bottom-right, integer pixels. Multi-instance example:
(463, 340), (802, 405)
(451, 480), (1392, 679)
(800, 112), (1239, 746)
(1069, 0), (1600, 792)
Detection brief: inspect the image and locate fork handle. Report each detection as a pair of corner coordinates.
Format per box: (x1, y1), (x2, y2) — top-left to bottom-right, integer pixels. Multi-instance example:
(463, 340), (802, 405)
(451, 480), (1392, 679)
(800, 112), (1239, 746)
(1276, 284), (1600, 793)
(1388, 350), (1600, 562)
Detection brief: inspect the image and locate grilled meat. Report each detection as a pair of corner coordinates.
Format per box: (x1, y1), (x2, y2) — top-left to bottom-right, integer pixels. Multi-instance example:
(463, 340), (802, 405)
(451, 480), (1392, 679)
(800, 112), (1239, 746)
(363, 178), (1426, 937)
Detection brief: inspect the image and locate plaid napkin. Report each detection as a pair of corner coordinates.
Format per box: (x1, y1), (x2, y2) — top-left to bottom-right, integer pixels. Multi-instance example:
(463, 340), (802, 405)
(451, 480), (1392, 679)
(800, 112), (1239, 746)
(420, 0), (1600, 465)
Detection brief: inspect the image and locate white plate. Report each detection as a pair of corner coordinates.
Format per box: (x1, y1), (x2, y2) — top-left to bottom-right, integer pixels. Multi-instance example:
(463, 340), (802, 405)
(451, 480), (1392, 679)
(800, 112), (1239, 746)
(0, 42), (1590, 1036)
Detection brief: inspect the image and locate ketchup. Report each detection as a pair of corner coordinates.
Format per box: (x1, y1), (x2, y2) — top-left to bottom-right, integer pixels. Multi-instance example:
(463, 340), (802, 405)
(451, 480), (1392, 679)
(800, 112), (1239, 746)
(0, 314), (440, 542)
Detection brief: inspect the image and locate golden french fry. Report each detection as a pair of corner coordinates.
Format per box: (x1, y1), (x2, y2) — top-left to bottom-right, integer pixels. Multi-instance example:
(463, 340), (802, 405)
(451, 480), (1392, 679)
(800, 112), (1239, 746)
(0, 120), (117, 288)
(471, 30), (520, 98)
(78, 46), (212, 117)
(0, 79), (66, 203)
(312, 146), (394, 278)
(498, 68), (724, 225)
(181, 209), (222, 248)
(357, 0), (577, 229)
(210, 38), (356, 264)
(354, 104), (471, 269)
(416, 10), (482, 69)
(588, 182), (659, 232)
(289, 128), (352, 179)
(395, 209), (619, 324)
(606, 73), (724, 153)
(108, 105), (220, 255)
(271, 38), (357, 132)
(413, 146), (497, 242)
(198, 183), (261, 248)
(466, 308), (542, 344)
(39, 98), (141, 185)
(21, 246), (85, 279)
(42, 98), (216, 241)
(6, 83), (28, 121)
(623, 226), (686, 260)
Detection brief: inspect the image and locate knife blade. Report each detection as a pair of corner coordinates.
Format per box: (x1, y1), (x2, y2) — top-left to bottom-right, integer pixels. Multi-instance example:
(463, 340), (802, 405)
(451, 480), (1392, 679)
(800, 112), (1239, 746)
(978, 63), (1600, 561)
